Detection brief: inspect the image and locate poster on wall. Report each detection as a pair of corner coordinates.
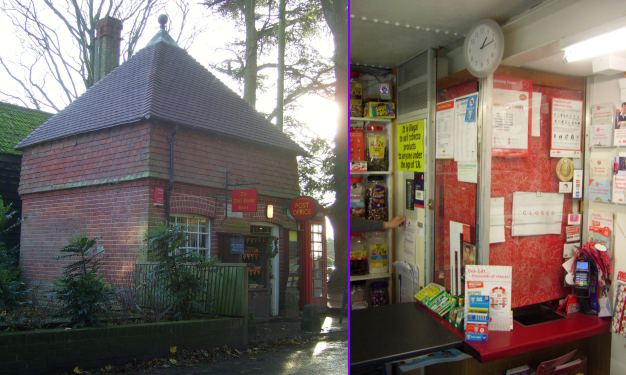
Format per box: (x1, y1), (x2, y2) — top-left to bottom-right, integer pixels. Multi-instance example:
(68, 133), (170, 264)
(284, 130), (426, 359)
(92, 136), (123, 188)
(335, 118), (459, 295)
(590, 103), (614, 147)
(397, 119), (425, 172)
(511, 192), (564, 236)
(436, 100), (455, 159)
(465, 265), (513, 331)
(550, 98), (583, 158)
(615, 102), (626, 146)
(454, 94), (478, 162)
(588, 156), (612, 202)
(492, 76), (532, 157)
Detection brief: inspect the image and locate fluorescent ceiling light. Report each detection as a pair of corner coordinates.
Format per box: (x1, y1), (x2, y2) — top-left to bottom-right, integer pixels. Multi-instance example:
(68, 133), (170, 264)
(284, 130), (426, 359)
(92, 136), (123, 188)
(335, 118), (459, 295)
(563, 26), (626, 62)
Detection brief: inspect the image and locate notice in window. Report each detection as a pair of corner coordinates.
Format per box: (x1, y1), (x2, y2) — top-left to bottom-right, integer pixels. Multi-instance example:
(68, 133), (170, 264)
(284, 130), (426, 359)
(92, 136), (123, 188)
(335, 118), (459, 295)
(492, 77), (531, 157)
(550, 98), (583, 158)
(436, 100), (455, 159)
(454, 94), (478, 162)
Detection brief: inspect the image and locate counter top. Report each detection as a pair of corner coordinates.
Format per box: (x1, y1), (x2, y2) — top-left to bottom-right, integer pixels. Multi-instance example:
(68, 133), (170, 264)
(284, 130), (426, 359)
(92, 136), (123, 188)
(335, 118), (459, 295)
(350, 302), (463, 370)
(464, 312), (610, 362)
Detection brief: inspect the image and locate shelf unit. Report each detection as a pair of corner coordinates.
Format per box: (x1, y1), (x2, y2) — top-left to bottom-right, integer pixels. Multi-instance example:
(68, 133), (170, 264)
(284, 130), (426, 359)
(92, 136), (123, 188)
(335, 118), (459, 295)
(350, 116), (395, 309)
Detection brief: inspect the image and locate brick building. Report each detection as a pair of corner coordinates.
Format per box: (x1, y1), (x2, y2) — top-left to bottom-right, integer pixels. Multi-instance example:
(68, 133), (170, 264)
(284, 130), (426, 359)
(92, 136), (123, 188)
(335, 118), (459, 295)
(16, 17), (304, 317)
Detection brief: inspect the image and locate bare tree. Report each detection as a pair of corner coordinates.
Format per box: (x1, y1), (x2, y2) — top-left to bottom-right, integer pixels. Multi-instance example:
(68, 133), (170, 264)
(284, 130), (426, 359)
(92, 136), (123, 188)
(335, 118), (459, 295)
(0, 0), (200, 112)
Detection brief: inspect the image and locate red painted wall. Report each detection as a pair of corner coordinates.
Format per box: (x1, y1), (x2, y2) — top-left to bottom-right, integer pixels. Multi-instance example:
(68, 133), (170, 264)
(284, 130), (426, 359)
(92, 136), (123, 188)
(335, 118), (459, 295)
(434, 80), (582, 307)
(489, 85), (582, 307)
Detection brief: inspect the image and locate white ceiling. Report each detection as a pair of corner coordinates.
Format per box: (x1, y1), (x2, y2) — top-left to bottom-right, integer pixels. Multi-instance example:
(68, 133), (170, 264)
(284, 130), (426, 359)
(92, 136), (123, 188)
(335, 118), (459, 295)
(350, 0), (546, 68)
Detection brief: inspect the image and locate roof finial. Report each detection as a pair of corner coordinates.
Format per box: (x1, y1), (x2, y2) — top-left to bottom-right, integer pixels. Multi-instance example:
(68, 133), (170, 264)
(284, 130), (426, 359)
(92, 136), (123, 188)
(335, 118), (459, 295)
(158, 14), (168, 30)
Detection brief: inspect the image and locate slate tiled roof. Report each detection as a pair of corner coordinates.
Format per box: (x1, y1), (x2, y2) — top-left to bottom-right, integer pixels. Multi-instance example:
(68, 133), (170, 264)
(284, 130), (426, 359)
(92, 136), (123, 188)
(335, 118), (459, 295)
(16, 39), (305, 154)
(0, 102), (51, 155)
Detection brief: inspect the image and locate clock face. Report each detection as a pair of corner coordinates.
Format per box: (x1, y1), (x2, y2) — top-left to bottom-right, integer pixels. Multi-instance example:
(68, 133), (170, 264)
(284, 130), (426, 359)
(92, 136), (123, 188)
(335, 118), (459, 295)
(464, 20), (504, 78)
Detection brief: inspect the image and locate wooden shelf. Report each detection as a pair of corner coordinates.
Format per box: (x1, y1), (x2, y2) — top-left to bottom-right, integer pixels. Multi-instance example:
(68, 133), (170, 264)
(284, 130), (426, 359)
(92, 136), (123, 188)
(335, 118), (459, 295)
(350, 273), (391, 282)
(350, 116), (393, 123)
(350, 171), (392, 175)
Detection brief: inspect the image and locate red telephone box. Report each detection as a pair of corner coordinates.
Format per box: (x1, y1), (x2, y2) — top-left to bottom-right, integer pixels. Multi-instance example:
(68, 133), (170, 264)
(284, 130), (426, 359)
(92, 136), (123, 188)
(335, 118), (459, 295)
(290, 197), (328, 308)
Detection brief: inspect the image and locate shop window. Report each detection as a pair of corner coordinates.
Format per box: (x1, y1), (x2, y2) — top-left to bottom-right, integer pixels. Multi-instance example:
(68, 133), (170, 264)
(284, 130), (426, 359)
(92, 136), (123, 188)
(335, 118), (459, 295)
(171, 215), (211, 259)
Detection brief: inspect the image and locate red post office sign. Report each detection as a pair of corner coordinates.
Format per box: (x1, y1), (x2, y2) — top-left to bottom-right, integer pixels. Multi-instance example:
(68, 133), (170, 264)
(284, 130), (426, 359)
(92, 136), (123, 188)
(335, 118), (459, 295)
(289, 196), (318, 221)
(232, 189), (257, 212)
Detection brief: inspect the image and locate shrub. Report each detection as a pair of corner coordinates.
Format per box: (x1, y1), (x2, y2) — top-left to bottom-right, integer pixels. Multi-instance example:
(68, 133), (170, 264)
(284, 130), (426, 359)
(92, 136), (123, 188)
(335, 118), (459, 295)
(146, 225), (200, 320)
(56, 236), (112, 327)
(0, 197), (25, 309)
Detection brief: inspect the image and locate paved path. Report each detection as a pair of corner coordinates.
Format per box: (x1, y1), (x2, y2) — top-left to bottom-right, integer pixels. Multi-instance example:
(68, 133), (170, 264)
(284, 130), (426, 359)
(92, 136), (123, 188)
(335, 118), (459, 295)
(111, 314), (347, 375)
(119, 331), (347, 375)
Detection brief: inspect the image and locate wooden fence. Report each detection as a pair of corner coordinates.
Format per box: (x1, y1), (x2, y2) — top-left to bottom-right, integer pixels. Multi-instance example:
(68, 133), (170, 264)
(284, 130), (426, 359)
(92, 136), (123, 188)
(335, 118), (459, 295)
(134, 263), (248, 317)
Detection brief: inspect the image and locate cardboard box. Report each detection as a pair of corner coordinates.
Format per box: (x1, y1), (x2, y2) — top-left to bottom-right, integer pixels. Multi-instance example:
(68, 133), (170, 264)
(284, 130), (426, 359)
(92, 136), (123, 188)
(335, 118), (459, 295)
(364, 101), (396, 119)
(351, 99), (363, 117)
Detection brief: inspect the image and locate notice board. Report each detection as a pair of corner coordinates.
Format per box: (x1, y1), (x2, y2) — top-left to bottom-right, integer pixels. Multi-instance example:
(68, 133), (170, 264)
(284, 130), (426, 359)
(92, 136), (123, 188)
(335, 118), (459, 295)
(434, 68), (584, 308)
(489, 70), (584, 308)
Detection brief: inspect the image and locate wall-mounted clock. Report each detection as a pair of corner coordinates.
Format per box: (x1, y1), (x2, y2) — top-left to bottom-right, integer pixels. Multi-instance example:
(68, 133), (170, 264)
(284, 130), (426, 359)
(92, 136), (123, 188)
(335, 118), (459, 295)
(463, 19), (505, 78)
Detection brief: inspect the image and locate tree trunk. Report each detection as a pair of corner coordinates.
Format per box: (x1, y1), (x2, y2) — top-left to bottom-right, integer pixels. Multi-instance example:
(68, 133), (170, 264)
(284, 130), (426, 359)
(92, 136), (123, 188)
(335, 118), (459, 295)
(321, 0), (347, 291)
(276, 0), (286, 131)
(243, 0), (258, 107)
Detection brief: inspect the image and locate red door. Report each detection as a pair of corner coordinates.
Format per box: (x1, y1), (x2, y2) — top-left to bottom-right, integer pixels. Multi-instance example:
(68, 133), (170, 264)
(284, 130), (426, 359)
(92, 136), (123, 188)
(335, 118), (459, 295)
(299, 220), (328, 307)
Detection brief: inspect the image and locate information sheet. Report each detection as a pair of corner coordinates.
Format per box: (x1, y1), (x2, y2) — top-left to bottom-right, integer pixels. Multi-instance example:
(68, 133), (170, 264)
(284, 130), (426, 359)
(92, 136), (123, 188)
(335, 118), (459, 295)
(457, 162), (477, 184)
(465, 265), (513, 331)
(531, 92), (542, 137)
(590, 103), (614, 147)
(454, 94), (478, 162)
(435, 101), (455, 159)
(492, 77), (531, 156)
(490, 197), (505, 244)
(550, 98), (583, 158)
(511, 192), (564, 236)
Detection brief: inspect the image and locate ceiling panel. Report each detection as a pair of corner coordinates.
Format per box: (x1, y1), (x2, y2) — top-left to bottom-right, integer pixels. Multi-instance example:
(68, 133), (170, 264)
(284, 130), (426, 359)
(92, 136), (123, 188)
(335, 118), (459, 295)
(351, 0), (545, 68)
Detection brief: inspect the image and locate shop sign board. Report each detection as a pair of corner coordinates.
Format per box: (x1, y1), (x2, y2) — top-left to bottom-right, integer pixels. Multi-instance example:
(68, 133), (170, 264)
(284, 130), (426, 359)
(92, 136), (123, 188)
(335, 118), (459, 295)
(153, 187), (164, 206)
(232, 189), (257, 212)
(289, 196), (318, 221)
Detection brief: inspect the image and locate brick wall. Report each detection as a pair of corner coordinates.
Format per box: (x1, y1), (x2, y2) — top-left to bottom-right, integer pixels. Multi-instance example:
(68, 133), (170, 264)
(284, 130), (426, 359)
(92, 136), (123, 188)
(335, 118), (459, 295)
(19, 121), (300, 290)
(149, 124), (300, 199)
(20, 180), (150, 286)
(19, 123), (151, 195)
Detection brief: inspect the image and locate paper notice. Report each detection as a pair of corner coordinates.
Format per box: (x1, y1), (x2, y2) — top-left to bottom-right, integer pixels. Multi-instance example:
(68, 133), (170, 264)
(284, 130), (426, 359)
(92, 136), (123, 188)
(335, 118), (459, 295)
(457, 161), (478, 183)
(511, 192), (564, 236)
(490, 197), (505, 244)
(590, 103), (614, 147)
(454, 94), (478, 162)
(531, 92), (542, 137)
(436, 101), (455, 159)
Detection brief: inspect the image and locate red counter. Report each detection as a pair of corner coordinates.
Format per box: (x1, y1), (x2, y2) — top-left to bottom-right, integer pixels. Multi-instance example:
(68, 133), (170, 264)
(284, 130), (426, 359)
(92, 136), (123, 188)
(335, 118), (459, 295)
(464, 313), (610, 362)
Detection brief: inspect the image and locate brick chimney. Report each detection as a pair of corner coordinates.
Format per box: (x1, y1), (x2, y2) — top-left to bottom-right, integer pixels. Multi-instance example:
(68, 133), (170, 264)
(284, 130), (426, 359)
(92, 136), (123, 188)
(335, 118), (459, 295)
(93, 17), (123, 83)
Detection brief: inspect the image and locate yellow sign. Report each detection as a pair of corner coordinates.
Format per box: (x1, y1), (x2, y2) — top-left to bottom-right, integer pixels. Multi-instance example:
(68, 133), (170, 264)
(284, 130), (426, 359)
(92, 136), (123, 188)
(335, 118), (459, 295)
(397, 119), (425, 172)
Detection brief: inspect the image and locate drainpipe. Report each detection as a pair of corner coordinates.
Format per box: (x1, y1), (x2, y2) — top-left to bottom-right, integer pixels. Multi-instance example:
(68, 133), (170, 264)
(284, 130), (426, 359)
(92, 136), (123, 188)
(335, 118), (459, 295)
(164, 127), (177, 224)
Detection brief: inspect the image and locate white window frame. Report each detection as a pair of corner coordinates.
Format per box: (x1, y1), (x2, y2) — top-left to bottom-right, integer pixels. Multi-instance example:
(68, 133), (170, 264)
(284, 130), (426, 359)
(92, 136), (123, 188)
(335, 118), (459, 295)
(171, 214), (211, 259)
